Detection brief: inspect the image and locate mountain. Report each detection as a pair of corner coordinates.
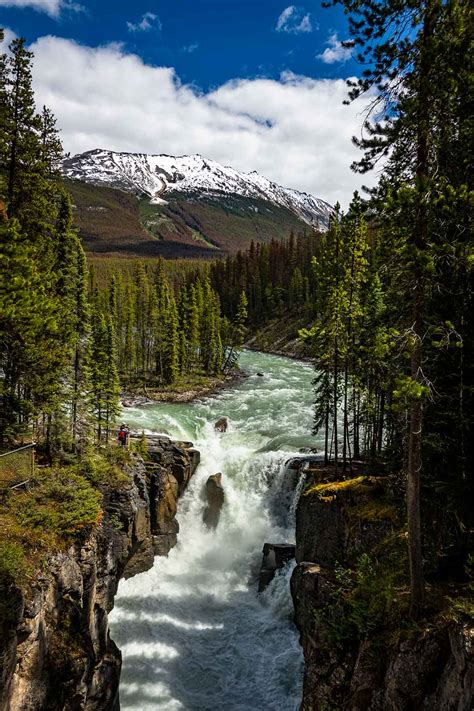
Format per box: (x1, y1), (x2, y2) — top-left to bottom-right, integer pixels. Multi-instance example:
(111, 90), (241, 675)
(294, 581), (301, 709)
(63, 149), (332, 258)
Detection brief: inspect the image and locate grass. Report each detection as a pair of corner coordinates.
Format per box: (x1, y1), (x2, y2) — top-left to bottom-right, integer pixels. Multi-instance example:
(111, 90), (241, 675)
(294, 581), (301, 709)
(348, 500), (399, 524)
(0, 443), (148, 637)
(124, 370), (238, 401)
(313, 535), (411, 649)
(0, 447), (134, 631)
(74, 446), (130, 488)
(15, 469), (103, 535)
(305, 475), (385, 498)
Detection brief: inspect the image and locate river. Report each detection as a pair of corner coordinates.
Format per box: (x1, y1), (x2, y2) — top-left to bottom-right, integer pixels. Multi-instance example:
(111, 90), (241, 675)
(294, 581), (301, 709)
(109, 350), (320, 711)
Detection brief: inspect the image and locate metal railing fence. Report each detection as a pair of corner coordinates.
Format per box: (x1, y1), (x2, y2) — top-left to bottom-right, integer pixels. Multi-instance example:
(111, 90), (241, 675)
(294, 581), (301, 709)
(0, 443), (35, 492)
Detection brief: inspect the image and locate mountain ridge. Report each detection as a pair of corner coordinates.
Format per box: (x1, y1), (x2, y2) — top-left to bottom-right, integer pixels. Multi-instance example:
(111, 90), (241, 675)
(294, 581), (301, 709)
(62, 148), (333, 230)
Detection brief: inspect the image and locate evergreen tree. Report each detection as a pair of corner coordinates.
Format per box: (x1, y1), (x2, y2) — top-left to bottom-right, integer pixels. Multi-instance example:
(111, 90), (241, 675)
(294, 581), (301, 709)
(89, 309), (107, 443)
(324, 0), (473, 615)
(71, 242), (90, 445)
(2, 38), (42, 226)
(162, 294), (180, 385)
(103, 315), (120, 442)
(185, 284), (200, 373)
(0, 214), (57, 444)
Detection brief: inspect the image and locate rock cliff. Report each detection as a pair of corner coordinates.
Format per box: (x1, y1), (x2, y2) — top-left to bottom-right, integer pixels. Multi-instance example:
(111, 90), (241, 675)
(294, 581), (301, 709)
(291, 471), (474, 710)
(0, 436), (199, 711)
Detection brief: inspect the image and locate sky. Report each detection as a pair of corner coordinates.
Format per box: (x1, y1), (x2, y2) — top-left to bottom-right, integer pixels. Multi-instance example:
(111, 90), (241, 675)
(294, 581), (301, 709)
(0, 0), (378, 206)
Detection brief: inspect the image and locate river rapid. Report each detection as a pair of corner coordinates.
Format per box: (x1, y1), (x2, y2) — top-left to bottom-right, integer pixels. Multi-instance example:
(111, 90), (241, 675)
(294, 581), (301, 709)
(109, 350), (320, 711)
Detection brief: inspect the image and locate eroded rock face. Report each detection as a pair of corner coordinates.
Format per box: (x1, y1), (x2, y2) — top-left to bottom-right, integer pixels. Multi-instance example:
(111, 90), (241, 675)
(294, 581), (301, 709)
(202, 473), (225, 529)
(214, 417), (228, 433)
(0, 436), (200, 711)
(258, 543), (296, 592)
(291, 479), (474, 710)
(295, 477), (390, 568)
(292, 561), (474, 711)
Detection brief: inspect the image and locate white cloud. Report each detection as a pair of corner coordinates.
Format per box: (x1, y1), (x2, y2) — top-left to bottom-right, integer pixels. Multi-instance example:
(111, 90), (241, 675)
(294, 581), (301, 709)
(126, 11), (161, 33)
(30, 36), (376, 208)
(317, 33), (354, 64)
(182, 42), (199, 54)
(1, 26), (17, 50)
(0, 0), (82, 18)
(276, 6), (312, 34)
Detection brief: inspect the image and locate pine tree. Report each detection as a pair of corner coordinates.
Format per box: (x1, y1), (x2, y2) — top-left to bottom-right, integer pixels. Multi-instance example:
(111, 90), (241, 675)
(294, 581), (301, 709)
(89, 309), (107, 443)
(134, 261), (150, 386)
(71, 241), (90, 445)
(38, 106), (62, 177)
(0, 214), (56, 444)
(326, 0), (473, 616)
(122, 280), (137, 385)
(88, 309), (119, 442)
(200, 278), (223, 376)
(186, 284), (200, 372)
(162, 294), (180, 385)
(223, 290), (248, 372)
(2, 38), (41, 225)
(103, 315), (120, 442)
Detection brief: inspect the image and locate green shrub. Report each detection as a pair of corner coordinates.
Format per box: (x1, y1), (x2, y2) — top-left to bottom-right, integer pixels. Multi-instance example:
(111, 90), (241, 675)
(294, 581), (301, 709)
(130, 431), (148, 459)
(314, 538), (410, 647)
(74, 448), (129, 487)
(14, 469), (102, 536)
(0, 542), (29, 584)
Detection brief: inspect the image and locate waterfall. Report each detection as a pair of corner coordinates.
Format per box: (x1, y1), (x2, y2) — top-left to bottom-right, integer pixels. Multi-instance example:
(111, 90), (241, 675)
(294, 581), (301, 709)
(109, 350), (318, 710)
(288, 469), (307, 528)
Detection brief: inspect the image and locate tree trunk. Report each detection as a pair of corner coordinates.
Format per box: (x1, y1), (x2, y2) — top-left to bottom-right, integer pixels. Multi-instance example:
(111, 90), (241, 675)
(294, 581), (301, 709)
(333, 343), (339, 471)
(407, 3), (435, 619)
(377, 391), (385, 455)
(343, 360), (348, 471)
(353, 386), (360, 459)
(324, 401), (329, 465)
(72, 346), (79, 443)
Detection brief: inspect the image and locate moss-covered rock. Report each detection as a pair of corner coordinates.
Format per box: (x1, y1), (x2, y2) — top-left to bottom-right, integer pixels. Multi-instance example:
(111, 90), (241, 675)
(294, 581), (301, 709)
(296, 475), (396, 568)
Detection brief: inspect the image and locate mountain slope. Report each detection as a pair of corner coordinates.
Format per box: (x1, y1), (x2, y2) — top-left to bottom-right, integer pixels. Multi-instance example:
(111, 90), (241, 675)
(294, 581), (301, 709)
(64, 149), (332, 258)
(63, 149), (333, 229)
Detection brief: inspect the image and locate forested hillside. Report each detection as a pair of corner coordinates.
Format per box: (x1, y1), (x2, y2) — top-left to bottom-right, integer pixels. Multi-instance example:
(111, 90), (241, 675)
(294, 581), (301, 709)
(0, 35), (247, 451)
(66, 178), (313, 259)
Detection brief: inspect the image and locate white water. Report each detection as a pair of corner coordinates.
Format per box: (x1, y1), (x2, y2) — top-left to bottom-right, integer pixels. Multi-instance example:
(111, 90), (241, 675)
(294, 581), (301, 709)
(109, 350), (321, 711)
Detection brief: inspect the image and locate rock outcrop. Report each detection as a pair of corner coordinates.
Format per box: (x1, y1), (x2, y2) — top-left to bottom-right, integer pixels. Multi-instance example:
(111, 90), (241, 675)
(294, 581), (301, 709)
(0, 436), (199, 711)
(202, 473), (225, 529)
(291, 475), (474, 710)
(258, 543), (296, 592)
(214, 417), (228, 433)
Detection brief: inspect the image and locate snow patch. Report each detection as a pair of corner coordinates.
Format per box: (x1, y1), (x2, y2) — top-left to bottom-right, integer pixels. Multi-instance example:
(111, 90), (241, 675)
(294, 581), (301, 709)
(62, 149), (334, 228)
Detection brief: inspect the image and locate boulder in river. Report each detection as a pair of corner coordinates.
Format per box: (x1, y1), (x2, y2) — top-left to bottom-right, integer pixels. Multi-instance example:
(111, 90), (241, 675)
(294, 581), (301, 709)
(214, 417), (228, 433)
(258, 543), (296, 592)
(202, 473), (225, 529)
(257, 372), (264, 377)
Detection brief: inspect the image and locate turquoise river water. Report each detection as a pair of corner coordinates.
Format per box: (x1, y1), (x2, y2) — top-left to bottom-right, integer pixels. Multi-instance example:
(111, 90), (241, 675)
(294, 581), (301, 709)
(109, 350), (320, 711)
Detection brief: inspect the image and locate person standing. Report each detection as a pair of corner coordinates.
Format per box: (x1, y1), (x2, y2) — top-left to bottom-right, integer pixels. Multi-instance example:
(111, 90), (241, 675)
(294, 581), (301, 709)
(118, 424), (130, 447)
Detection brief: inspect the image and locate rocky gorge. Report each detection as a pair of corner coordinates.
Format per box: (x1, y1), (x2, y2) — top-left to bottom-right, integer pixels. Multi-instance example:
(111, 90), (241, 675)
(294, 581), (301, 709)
(290, 468), (474, 710)
(1, 349), (472, 711)
(0, 436), (199, 711)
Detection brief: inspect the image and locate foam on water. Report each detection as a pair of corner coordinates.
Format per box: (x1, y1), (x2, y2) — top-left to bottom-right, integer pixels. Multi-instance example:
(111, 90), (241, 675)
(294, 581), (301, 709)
(109, 351), (317, 710)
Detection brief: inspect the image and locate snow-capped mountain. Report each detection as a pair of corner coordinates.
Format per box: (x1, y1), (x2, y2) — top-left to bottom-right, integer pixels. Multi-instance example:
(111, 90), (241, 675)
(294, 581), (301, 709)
(62, 149), (333, 229)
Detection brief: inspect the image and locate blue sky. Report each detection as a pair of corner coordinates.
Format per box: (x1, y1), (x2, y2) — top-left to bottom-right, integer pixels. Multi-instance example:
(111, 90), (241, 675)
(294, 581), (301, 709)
(0, 0), (355, 87)
(0, 0), (375, 206)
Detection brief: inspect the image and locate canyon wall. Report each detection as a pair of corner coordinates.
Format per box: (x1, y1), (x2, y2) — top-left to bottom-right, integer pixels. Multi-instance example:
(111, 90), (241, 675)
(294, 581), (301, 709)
(0, 436), (199, 711)
(291, 475), (474, 710)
